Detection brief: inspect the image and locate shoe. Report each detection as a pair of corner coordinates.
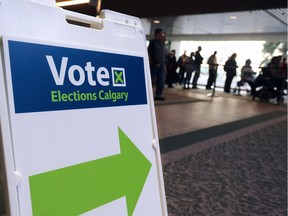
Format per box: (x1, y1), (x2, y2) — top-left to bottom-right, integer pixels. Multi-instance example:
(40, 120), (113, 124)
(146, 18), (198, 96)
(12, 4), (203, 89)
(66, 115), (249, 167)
(192, 87), (199, 89)
(154, 96), (166, 101)
(206, 87), (212, 90)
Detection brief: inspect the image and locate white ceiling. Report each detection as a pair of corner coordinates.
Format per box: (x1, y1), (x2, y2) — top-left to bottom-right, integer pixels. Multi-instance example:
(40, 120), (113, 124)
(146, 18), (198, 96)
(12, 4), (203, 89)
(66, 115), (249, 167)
(142, 8), (287, 41)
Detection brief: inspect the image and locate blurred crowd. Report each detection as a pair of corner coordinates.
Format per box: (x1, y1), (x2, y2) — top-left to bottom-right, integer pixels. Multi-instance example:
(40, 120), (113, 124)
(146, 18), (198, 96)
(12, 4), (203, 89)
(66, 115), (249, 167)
(148, 28), (287, 103)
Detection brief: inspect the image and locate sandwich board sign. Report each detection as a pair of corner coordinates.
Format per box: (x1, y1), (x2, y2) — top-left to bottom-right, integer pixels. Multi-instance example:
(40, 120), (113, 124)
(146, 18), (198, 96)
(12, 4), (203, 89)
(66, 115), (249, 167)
(0, 0), (168, 215)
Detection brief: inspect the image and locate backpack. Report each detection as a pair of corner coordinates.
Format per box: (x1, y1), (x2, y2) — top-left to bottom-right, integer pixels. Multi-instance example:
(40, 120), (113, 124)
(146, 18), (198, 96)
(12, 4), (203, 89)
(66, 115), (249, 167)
(224, 61), (229, 72)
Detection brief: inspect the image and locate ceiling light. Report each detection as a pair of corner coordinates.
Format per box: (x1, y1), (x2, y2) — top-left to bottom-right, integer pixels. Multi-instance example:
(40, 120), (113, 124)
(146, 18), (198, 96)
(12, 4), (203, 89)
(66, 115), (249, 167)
(153, 20), (160, 24)
(56, 0), (89, 7)
(229, 15), (238, 20)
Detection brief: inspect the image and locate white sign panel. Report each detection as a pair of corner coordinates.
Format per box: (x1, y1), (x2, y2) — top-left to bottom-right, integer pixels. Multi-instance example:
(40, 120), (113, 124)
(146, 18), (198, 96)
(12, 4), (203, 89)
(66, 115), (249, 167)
(0, 2), (167, 215)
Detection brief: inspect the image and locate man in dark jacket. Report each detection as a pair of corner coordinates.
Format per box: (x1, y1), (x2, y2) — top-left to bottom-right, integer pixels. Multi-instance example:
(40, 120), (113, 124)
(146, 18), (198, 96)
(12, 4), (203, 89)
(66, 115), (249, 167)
(192, 46), (203, 89)
(224, 53), (237, 93)
(166, 49), (178, 88)
(148, 28), (167, 101)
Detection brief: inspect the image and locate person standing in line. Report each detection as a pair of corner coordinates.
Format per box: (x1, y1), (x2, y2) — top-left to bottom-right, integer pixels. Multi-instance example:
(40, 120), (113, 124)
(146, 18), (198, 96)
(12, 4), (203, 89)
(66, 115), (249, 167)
(166, 49), (179, 88)
(148, 28), (167, 101)
(177, 50), (187, 85)
(206, 51), (218, 90)
(183, 52), (196, 89)
(192, 46), (203, 89)
(223, 53), (238, 93)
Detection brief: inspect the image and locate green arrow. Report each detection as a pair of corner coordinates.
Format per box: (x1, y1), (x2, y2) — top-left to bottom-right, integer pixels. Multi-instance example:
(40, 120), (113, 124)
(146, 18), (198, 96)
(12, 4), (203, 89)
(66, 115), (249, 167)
(29, 127), (152, 216)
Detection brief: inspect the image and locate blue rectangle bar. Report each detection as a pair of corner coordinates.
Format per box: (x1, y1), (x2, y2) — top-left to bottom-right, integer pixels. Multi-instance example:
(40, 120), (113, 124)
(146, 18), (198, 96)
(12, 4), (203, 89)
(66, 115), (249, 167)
(7, 40), (147, 113)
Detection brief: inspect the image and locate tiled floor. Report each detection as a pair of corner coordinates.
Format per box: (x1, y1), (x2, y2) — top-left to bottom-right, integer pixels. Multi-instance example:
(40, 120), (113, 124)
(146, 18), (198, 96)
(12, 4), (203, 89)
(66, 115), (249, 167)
(154, 85), (287, 139)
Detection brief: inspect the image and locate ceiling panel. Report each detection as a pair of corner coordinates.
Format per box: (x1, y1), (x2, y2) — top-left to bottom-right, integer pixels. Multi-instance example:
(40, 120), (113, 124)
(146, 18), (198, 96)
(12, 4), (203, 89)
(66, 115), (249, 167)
(56, 1), (287, 41)
(141, 8), (287, 41)
(57, 0), (287, 18)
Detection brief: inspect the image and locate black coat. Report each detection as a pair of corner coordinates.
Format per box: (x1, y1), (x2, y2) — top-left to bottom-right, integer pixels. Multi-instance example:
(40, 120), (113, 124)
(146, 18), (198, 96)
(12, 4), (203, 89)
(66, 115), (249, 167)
(224, 58), (237, 76)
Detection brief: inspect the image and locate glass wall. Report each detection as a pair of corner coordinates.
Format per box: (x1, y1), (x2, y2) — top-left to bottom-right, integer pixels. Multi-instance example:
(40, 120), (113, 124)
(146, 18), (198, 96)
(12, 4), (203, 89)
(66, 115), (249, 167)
(171, 40), (266, 88)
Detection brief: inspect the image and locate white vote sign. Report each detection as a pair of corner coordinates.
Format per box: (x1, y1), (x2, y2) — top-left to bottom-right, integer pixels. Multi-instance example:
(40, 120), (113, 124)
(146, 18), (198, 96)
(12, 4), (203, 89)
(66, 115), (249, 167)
(0, 1), (168, 215)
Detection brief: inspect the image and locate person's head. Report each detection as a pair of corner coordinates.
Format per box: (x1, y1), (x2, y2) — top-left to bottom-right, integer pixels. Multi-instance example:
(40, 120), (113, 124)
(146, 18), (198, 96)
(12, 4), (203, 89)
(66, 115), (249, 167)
(277, 55), (282, 62)
(190, 52), (195, 58)
(270, 56), (281, 65)
(245, 59), (251, 65)
(213, 51), (217, 55)
(231, 53), (237, 59)
(154, 28), (164, 40)
(170, 49), (176, 55)
(198, 46), (202, 51)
